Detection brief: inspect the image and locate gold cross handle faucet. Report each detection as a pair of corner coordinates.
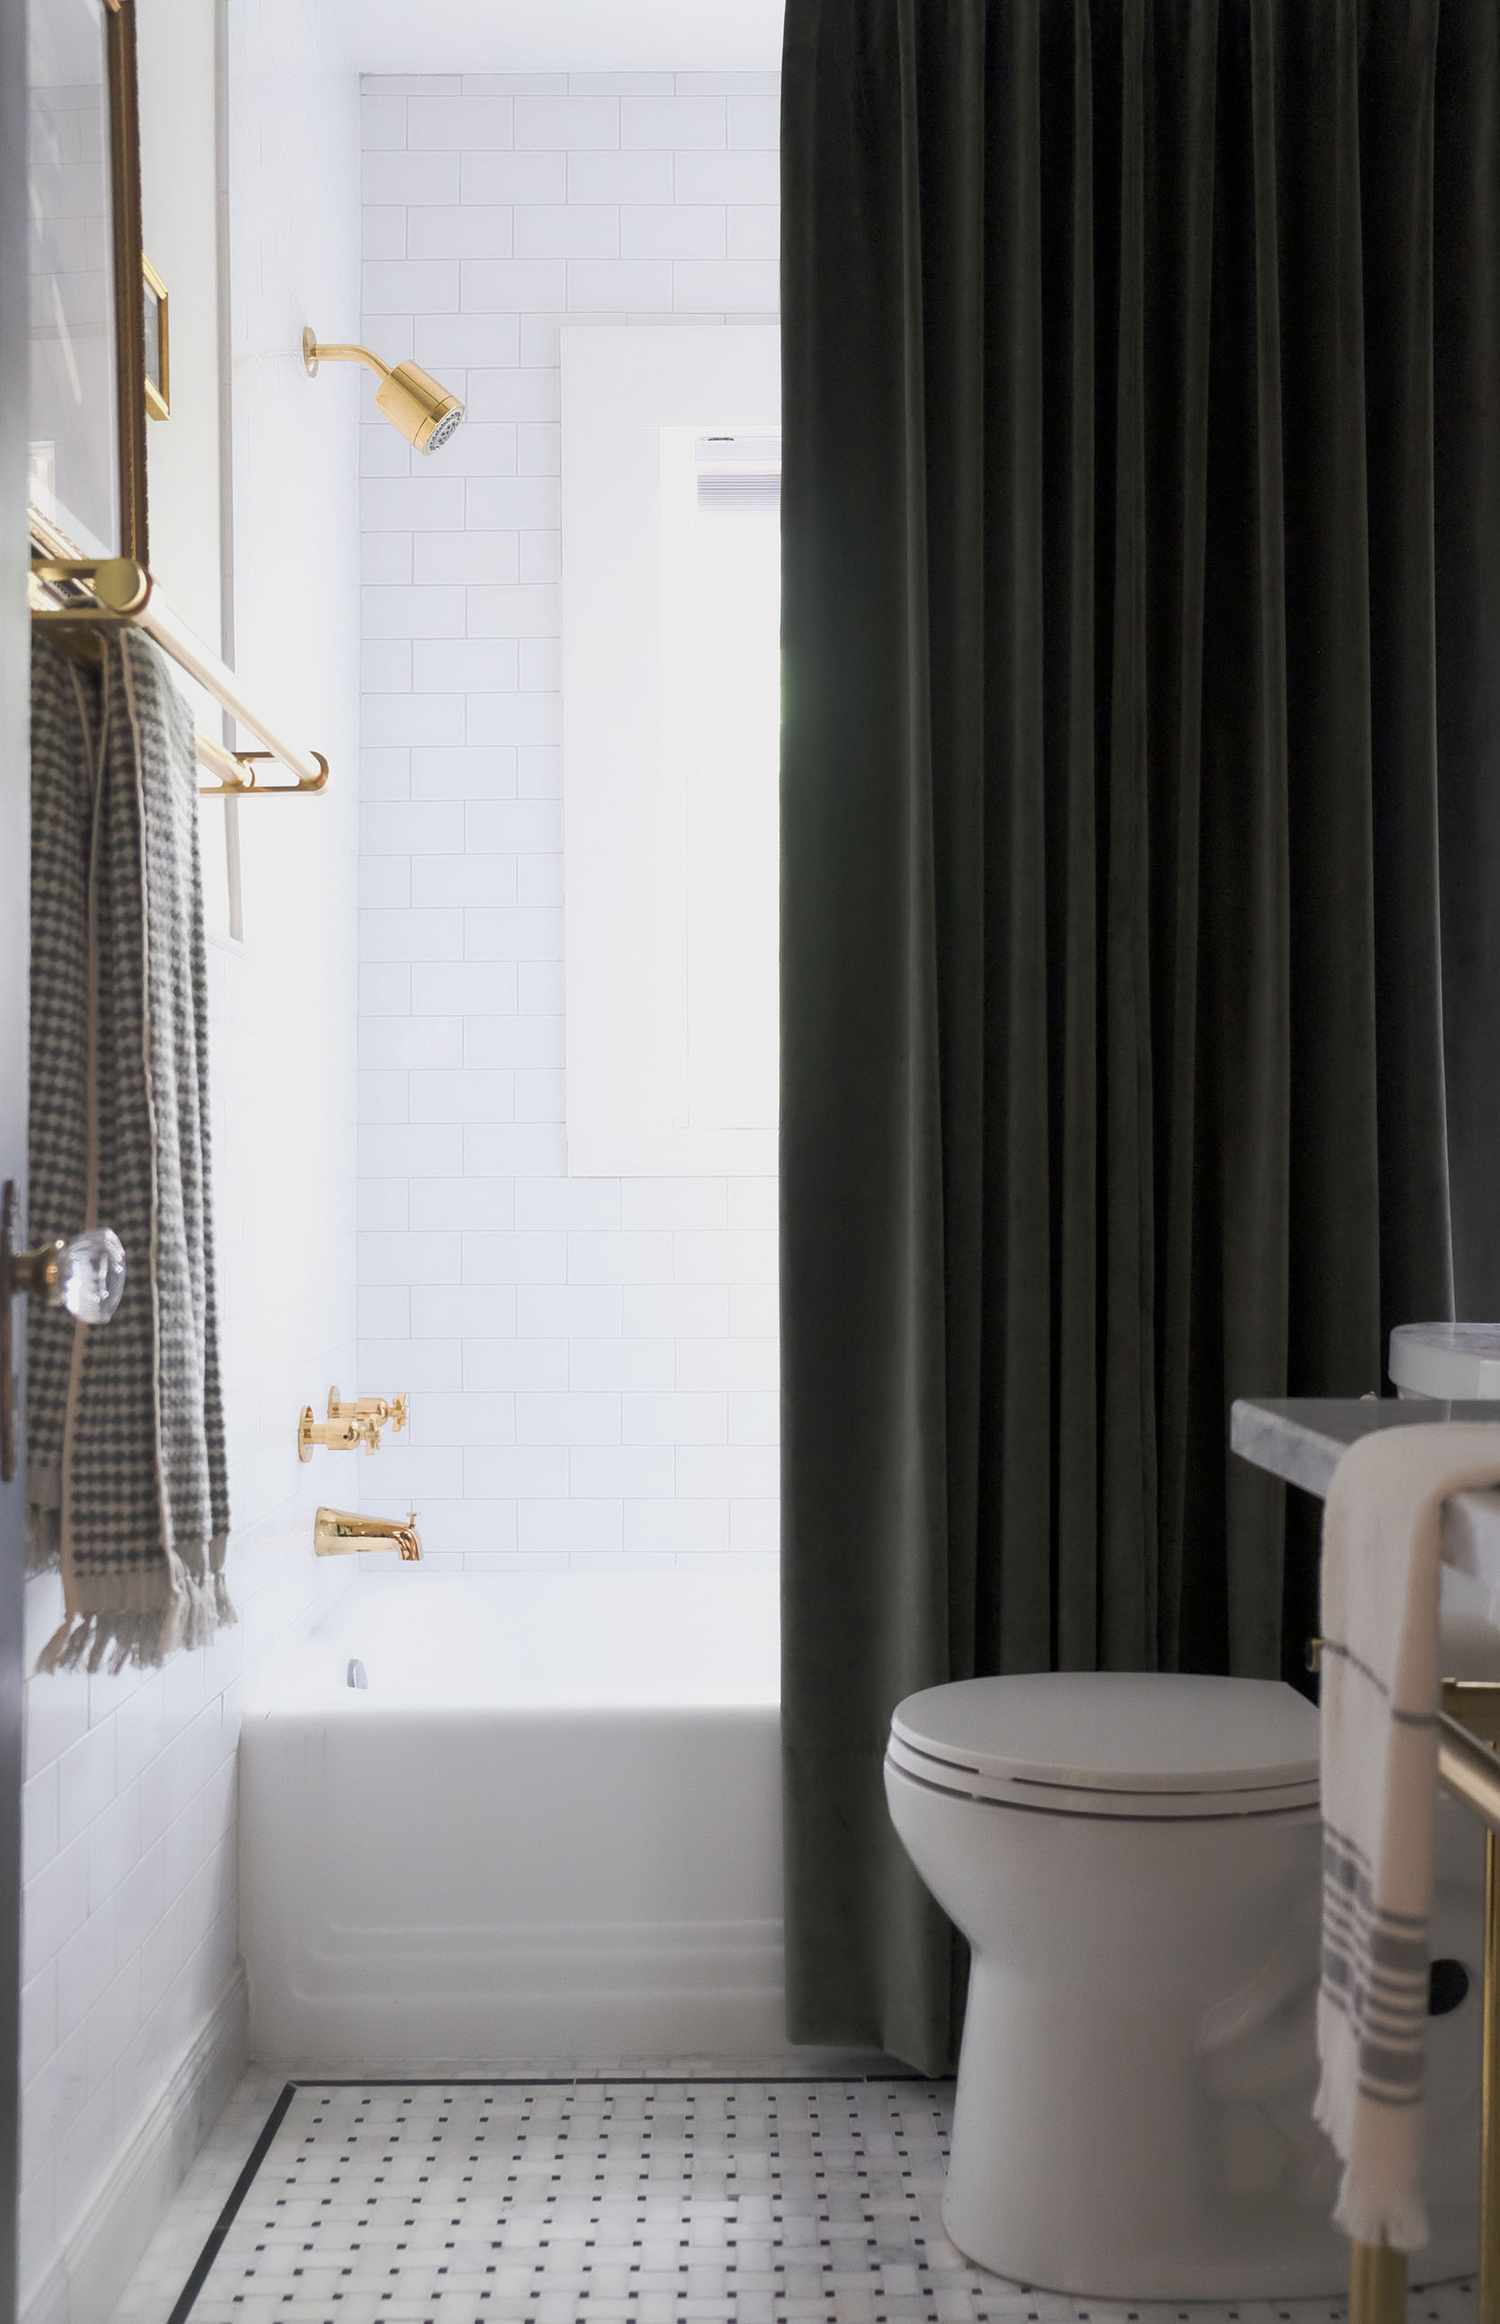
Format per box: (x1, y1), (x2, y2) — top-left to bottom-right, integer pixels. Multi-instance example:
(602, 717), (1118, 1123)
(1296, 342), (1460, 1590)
(327, 1387), (408, 1436)
(297, 1403), (381, 1463)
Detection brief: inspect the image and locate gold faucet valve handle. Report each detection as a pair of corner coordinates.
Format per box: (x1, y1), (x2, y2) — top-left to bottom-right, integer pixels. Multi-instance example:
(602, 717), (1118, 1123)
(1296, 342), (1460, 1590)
(326, 1387), (408, 1439)
(324, 1386), (384, 1451)
(298, 1404), (383, 1463)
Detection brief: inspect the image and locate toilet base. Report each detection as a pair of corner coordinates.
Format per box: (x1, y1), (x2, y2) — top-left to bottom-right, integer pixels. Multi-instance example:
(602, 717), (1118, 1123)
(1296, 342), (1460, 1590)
(941, 1951), (1477, 2299)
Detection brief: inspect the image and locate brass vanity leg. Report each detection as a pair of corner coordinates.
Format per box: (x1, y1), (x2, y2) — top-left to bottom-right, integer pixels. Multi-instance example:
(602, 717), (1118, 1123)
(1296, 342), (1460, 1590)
(1339, 1686), (1500, 2324)
(1482, 1828), (1500, 2324)
(1349, 2239), (1407, 2324)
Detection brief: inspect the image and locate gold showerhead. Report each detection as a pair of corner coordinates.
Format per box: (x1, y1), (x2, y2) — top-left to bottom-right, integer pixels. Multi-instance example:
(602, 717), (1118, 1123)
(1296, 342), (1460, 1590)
(302, 325), (465, 455)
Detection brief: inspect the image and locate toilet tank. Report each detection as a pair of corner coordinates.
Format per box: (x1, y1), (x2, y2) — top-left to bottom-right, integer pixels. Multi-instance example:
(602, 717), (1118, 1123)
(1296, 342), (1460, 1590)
(1388, 1322), (1500, 1400)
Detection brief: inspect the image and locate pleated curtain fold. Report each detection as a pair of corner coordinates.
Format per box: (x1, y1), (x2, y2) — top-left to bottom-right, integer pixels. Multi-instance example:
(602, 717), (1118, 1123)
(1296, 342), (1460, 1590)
(778, 0), (1500, 2072)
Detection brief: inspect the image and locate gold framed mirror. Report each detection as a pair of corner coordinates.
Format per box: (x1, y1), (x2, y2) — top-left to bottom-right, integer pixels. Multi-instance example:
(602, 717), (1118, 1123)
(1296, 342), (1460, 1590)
(27, 0), (148, 578)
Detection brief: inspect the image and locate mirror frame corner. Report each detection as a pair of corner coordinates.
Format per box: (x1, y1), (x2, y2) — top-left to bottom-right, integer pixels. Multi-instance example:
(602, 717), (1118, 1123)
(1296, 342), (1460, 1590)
(27, 0), (149, 579)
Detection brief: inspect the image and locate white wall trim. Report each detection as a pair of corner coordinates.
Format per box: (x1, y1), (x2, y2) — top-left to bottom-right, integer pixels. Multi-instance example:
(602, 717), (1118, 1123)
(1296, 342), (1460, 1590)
(21, 1970), (249, 2324)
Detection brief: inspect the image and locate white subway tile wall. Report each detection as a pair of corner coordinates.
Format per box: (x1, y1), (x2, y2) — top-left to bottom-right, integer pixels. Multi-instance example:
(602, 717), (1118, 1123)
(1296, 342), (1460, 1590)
(358, 70), (781, 1579)
(18, 1517), (350, 2308)
(19, 11), (363, 2307)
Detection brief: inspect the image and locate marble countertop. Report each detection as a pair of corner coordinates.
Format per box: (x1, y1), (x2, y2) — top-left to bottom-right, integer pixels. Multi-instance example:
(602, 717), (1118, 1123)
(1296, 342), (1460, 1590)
(1231, 1397), (1500, 1600)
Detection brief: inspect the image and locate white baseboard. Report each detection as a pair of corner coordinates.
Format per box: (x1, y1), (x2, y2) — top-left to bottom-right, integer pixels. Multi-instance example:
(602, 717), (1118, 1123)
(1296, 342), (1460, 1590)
(22, 1969), (249, 2324)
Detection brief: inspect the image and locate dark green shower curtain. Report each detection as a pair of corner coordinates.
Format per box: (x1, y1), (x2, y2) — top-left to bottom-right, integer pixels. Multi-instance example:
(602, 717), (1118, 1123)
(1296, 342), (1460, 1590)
(779, 0), (1500, 2072)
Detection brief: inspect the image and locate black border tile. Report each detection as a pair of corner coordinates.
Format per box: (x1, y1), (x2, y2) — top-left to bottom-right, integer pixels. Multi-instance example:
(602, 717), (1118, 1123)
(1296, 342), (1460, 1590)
(164, 2072), (944, 2319)
(166, 2081), (296, 2324)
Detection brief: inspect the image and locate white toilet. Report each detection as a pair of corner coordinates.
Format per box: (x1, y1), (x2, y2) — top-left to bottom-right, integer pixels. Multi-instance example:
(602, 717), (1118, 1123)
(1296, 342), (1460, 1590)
(886, 1668), (1482, 2298)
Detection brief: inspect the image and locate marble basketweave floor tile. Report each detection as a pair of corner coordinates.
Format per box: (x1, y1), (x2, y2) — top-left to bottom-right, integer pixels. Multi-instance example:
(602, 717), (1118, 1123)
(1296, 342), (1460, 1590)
(107, 2071), (1479, 2324)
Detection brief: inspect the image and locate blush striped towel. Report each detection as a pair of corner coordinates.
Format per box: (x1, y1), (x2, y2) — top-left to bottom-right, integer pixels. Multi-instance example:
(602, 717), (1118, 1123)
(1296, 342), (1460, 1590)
(1316, 1421), (1500, 2249)
(27, 630), (232, 1671)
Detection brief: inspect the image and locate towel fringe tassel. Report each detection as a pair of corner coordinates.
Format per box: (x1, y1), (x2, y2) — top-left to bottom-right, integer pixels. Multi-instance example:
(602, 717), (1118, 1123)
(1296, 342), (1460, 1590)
(1315, 2017), (1431, 2255)
(34, 1570), (237, 1676)
(1331, 2172), (1430, 2257)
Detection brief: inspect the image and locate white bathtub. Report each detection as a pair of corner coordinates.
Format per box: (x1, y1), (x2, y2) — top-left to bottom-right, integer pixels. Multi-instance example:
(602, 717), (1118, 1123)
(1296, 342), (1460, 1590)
(239, 1568), (786, 2071)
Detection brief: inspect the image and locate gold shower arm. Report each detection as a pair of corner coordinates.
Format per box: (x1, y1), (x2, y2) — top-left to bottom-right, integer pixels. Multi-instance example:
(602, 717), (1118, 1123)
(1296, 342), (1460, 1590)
(301, 333), (390, 381)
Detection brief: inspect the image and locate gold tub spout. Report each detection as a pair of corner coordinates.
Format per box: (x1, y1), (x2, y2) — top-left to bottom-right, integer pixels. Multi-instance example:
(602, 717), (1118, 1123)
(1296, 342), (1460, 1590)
(314, 1506), (422, 1561)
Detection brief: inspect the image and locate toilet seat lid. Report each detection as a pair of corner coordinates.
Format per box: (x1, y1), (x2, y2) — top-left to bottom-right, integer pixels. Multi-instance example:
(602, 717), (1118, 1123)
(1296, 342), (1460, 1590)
(890, 1672), (1319, 1798)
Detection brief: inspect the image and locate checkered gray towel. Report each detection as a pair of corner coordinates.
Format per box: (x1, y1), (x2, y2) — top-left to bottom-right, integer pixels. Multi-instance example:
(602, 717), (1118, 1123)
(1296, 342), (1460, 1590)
(1316, 1421), (1500, 2249)
(28, 630), (232, 1670)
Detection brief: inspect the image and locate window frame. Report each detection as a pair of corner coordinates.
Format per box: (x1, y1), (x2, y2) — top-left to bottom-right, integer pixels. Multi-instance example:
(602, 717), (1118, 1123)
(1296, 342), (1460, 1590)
(560, 322), (781, 1180)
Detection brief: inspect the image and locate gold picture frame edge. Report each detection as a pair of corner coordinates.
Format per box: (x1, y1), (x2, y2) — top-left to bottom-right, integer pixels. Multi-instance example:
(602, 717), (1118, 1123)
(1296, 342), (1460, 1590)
(28, 0), (149, 584)
(107, 0), (148, 560)
(142, 252), (170, 423)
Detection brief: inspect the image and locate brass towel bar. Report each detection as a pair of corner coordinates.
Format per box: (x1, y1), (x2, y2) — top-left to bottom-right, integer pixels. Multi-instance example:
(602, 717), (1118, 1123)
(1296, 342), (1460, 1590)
(29, 553), (330, 799)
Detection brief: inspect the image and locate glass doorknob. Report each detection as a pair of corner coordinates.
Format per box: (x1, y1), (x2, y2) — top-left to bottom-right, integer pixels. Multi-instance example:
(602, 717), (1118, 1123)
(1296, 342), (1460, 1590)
(2, 1180), (127, 1482)
(32, 1226), (128, 1323)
